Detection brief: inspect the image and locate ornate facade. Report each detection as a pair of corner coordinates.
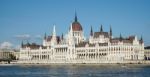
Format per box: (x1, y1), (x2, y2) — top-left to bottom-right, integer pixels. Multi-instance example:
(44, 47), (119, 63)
(19, 14), (144, 64)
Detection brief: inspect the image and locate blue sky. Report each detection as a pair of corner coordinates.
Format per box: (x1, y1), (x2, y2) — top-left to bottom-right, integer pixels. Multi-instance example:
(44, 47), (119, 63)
(0, 0), (150, 48)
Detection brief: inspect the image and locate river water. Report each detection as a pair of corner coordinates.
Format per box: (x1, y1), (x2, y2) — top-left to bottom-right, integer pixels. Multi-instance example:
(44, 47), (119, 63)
(0, 64), (150, 77)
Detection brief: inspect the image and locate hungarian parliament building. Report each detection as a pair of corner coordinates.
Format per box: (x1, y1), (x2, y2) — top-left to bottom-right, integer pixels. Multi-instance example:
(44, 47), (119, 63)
(19, 14), (144, 64)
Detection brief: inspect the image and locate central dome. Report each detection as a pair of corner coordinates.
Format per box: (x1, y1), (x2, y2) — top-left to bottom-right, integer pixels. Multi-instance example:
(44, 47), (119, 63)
(72, 13), (83, 31)
(72, 21), (83, 31)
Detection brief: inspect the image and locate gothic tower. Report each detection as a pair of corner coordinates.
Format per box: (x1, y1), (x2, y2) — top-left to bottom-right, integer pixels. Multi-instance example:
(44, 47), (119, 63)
(71, 12), (85, 44)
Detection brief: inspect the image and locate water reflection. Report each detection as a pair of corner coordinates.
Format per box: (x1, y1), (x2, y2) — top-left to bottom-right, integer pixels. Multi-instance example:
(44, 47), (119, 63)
(0, 64), (150, 77)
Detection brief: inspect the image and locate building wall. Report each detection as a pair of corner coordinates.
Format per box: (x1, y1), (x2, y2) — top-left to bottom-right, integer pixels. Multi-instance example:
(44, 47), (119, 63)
(0, 49), (19, 60)
(19, 43), (144, 63)
(144, 49), (150, 60)
(19, 21), (144, 63)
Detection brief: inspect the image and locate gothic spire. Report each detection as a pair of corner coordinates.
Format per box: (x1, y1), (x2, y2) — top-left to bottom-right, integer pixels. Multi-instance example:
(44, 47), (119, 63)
(119, 33), (123, 41)
(140, 35), (143, 43)
(68, 23), (74, 46)
(100, 24), (103, 32)
(21, 41), (24, 48)
(51, 25), (57, 46)
(61, 33), (64, 40)
(44, 33), (47, 40)
(53, 25), (56, 36)
(90, 26), (93, 36)
(110, 25), (112, 36)
(70, 23), (73, 35)
(75, 11), (78, 22)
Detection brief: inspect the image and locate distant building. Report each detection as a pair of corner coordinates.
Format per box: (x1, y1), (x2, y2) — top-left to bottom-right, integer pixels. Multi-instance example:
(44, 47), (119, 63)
(19, 13), (144, 64)
(0, 49), (19, 62)
(144, 46), (150, 60)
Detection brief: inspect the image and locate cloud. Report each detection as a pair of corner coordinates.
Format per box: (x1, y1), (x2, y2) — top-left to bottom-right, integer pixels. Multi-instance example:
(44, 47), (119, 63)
(15, 34), (31, 40)
(0, 42), (13, 49)
(15, 45), (21, 49)
(35, 35), (42, 39)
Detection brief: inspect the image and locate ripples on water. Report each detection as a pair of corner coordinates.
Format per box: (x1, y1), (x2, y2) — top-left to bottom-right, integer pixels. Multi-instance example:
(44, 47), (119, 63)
(0, 64), (150, 77)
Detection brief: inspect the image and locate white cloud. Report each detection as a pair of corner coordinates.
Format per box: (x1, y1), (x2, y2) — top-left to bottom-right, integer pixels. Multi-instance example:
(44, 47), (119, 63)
(0, 42), (13, 49)
(15, 45), (21, 49)
(15, 34), (31, 40)
(35, 35), (42, 39)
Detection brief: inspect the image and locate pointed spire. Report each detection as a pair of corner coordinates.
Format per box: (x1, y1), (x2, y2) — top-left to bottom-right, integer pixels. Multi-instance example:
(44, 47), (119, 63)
(90, 26), (93, 36)
(51, 25), (57, 46)
(75, 11), (78, 22)
(44, 33), (47, 40)
(68, 23), (74, 46)
(70, 23), (73, 35)
(119, 33), (123, 41)
(110, 25), (112, 36)
(53, 25), (56, 36)
(61, 33), (64, 40)
(21, 41), (24, 47)
(140, 35), (143, 43)
(100, 24), (103, 32)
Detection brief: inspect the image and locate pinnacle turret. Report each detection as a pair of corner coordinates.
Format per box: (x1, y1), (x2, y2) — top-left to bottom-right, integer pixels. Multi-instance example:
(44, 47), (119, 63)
(140, 35), (143, 43)
(44, 33), (47, 40)
(100, 24), (103, 32)
(75, 11), (78, 22)
(90, 26), (93, 36)
(119, 33), (123, 41)
(110, 25), (112, 36)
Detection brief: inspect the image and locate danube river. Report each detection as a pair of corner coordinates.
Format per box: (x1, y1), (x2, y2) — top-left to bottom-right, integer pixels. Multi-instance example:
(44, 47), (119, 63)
(0, 64), (150, 77)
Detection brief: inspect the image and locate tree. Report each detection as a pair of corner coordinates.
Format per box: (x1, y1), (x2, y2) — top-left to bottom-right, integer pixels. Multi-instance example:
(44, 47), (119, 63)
(9, 54), (16, 60)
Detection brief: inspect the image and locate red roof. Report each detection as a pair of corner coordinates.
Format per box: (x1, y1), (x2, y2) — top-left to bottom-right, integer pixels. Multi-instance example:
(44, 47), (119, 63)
(72, 22), (83, 31)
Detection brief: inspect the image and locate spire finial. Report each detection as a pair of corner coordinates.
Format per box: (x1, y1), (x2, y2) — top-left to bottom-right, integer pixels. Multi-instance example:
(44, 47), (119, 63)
(70, 23), (73, 33)
(44, 32), (47, 40)
(68, 23), (74, 45)
(119, 33), (123, 41)
(61, 33), (64, 40)
(53, 25), (56, 36)
(75, 11), (78, 22)
(140, 35), (143, 43)
(100, 24), (103, 32)
(90, 26), (93, 36)
(110, 25), (112, 36)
